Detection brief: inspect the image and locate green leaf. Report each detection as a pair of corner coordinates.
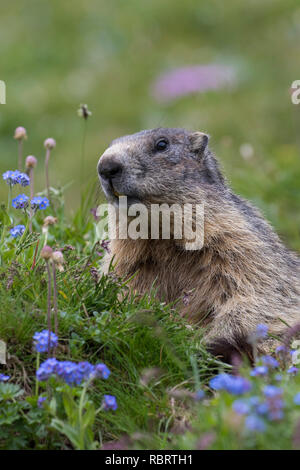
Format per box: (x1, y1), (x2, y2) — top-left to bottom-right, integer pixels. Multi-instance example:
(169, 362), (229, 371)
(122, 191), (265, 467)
(51, 418), (82, 449)
(0, 383), (24, 401)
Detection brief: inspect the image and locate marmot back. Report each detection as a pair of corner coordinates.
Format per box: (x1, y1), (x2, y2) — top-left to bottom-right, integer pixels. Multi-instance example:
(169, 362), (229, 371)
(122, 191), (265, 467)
(98, 127), (300, 362)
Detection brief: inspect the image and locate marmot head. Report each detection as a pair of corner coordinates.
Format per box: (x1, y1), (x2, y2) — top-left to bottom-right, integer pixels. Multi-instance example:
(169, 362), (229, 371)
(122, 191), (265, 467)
(98, 128), (225, 206)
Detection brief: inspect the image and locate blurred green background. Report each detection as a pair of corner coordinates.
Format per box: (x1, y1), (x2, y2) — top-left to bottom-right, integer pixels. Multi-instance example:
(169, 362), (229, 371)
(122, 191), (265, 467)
(1, 0), (300, 249)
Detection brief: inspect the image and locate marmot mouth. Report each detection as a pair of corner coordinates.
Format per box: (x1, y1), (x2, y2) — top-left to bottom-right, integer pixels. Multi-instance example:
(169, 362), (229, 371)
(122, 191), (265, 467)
(100, 178), (141, 206)
(112, 188), (123, 198)
(109, 180), (126, 199)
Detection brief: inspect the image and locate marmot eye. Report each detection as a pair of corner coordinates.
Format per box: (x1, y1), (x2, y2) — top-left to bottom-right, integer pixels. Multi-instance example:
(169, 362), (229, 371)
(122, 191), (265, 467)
(155, 139), (169, 152)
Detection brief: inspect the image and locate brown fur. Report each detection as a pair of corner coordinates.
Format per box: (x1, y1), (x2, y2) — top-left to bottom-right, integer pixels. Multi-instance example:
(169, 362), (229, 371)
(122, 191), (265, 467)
(98, 128), (300, 361)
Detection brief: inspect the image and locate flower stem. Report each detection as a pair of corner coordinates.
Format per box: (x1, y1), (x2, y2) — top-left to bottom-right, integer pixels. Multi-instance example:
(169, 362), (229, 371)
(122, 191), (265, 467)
(18, 140), (23, 171)
(35, 352), (40, 397)
(45, 148), (51, 202)
(80, 119), (87, 202)
(29, 167), (34, 233)
(45, 260), (52, 358)
(15, 216), (30, 258)
(78, 379), (92, 450)
(52, 262), (58, 342)
(7, 185), (12, 221)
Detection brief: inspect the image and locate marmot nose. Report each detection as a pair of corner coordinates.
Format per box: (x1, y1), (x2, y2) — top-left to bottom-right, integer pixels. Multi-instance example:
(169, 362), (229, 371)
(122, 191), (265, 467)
(98, 156), (123, 180)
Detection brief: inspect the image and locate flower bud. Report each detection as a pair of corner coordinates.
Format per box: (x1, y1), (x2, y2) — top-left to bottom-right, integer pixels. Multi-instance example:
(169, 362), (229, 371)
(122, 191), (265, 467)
(41, 245), (53, 260)
(25, 155), (37, 169)
(52, 250), (64, 272)
(44, 138), (56, 150)
(14, 126), (27, 140)
(52, 251), (64, 264)
(77, 104), (92, 119)
(43, 216), (57, 227)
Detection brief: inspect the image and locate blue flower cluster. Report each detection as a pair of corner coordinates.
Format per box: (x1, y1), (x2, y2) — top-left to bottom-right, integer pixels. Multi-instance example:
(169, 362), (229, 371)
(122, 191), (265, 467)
(102, 394), (118, 411)
(31, 196), (50, 210)
(263, 385), (282, 398)
(262, 385), (285, 422)
(36, 358), (58, 381)
(250, 355), (279, 377)
(11, 195), (50, 211)
(232, 386), (285, 432)
(37, 396), (47, 408)
(287, 366), (299, 375)
(10, 225), (25, 238)
(18, 173), (30, 187)
(36, 358), (111, 386)
(3, 170), (30, 187)
(33, 330), (58, 353)
(198, 323), (300, 437)
(12, 194), (29, 209)
(244, 414), (266, 433)
(208, 337), (300, 434)
(261, 355), (279, 368)
(209, 373), (251, 395)
(250, 366), (268, 377)
(0, 374), (10, 382)
(55, 361), (95, 385)
(95, 363), (111, 379)
(276, 345), (287, 355)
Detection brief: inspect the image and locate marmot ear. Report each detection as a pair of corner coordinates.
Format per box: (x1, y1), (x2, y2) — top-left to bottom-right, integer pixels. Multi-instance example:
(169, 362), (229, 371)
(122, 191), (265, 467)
(189, 131), (209, 156)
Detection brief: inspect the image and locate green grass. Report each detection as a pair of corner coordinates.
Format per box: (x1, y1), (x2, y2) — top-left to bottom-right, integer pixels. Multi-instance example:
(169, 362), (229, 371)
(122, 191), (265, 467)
(0, 198), (222, 443)
(0, 178), (225, 448)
